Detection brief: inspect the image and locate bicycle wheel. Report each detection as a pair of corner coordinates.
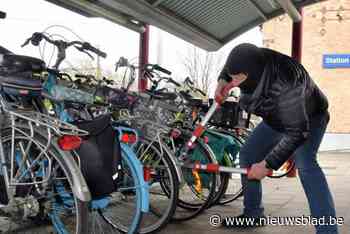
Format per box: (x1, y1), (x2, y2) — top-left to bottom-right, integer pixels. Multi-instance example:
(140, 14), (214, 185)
(170, 138), (217, 221)
(94, 149), (143, 234)
(136, 138), (179, 234)
(211, 130), (244, 206)
(0, 126), (88, 234)
(214, 157), (243, 206)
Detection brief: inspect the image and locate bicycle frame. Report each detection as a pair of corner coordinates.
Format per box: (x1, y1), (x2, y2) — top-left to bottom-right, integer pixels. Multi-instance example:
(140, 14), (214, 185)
(44, 69), (150, 211)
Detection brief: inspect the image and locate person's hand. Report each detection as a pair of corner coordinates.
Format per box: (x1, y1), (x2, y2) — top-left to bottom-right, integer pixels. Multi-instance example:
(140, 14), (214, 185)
(247, 160), (272, 180)
(214, 79), (228, 103)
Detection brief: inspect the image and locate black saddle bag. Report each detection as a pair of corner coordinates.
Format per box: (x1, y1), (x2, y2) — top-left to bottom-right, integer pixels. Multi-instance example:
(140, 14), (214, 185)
(74, 114), (122, 198)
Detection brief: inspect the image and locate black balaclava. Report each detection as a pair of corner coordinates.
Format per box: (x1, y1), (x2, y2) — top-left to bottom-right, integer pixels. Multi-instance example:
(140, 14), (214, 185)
(218, 43), (266, 94)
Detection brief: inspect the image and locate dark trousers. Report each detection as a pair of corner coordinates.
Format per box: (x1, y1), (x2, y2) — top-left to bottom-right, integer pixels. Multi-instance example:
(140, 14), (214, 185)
(239, 112), (338, 234)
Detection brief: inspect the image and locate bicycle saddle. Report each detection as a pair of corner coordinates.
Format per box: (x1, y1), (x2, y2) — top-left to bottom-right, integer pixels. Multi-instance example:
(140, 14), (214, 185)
(0, 54), (46, 74)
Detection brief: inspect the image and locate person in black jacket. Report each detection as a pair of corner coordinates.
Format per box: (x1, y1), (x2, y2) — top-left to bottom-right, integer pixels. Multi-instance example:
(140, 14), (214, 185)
(215, 43), (338, 234)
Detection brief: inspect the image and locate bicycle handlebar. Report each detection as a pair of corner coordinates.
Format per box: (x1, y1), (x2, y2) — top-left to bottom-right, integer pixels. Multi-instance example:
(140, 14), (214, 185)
(58, 72), (73, 82)
(102, 77), (114, 85)
(22, 32), (107, 68)
(152, 64), (172, 75)
(0, 11), (6, 19)
(79, 42), (106, 58)
(184, 77), (206, 97)
(22, 33), (54, 47)
(75, 74), (97, 81)
(184, 77), (194, 86)
(143, 64), (180, 90)
(145, 64), (172, 76)
(167, 77), (180, 87)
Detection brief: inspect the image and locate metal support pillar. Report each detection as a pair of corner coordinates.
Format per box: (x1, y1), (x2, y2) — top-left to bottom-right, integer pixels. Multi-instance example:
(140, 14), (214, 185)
(291, 8), (303, 61)
(138, 24), (150, 91)
(288, 8), (303, 178)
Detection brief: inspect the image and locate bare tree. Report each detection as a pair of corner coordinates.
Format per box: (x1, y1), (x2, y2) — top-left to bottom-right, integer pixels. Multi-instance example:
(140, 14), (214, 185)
(181, 46), (224, 94)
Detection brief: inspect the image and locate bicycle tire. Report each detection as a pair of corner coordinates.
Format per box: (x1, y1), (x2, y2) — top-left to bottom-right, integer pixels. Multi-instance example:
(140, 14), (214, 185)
(97, 149), (143, 234)
(136, 138), (179, 234)
(170, 139), (217, 221)
(210, 129), (245, 206)
(0, 125), (89, 234)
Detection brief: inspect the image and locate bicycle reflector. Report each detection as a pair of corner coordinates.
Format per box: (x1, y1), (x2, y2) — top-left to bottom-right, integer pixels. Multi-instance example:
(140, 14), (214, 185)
(58, 135), (82, 151)
(192, 170), (203, 197)
(143, 166), (151, 182)
(121, 133), (137, 144)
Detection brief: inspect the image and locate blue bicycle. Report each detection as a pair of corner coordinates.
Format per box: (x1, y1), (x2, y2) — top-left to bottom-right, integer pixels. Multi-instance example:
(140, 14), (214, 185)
(21, 32), (150, 234)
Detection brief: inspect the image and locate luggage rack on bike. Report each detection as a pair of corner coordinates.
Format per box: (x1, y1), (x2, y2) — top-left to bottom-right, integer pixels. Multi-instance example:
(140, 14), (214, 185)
(8, 110), (89, 136)
(0, 96), (88, 137)
(0, 102), (88, 187)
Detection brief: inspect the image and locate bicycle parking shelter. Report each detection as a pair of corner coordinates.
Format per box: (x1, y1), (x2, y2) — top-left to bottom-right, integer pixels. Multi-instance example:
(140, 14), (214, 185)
(45, 0), (324, 90)
(40, 0), (327, 180)
(0, 1), (335, 233)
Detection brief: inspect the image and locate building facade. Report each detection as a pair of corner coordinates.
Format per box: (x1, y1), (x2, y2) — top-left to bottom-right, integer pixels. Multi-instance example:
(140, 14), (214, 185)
(262, 0), (350, 133)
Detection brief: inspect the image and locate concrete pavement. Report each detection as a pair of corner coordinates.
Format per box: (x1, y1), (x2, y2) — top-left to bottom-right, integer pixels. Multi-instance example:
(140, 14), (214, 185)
(161, 152), (350, 234)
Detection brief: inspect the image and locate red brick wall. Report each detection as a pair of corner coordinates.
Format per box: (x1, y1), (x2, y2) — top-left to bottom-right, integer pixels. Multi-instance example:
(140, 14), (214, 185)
(262, 0), (350, 133)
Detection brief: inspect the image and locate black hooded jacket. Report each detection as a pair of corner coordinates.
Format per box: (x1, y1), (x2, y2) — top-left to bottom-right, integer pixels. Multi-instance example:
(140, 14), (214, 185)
(219, 47), (328, 170)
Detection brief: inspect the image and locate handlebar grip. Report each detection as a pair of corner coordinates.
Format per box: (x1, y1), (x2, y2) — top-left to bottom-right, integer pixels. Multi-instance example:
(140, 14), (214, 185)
(75, 74), (90, 79)
(82, 42), (107, 58)
(0, 11), (6, 19)
(97, 50), (107, 58)
(169, 78), (181, 87)
(196, 89), (206, 96)
(185, 77), (194, 85)
(31, 32), (44, 46)
(91, 47), (106, 58)
(22, 32), (43, 47)
(153, 64), (172, 75)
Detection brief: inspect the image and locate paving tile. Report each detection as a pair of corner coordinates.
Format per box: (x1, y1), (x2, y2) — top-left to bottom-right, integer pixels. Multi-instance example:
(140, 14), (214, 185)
(2, 152), (349, 234)
(160, 152), (350, 234)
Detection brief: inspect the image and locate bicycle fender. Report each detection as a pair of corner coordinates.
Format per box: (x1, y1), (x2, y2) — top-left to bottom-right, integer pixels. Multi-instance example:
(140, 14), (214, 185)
(121, 144), (149, 212)
(51, 141), (91, 202)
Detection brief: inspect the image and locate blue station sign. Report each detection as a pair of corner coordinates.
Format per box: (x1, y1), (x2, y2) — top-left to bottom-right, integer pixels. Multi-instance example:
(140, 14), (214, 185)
(323, 54), (350, 68)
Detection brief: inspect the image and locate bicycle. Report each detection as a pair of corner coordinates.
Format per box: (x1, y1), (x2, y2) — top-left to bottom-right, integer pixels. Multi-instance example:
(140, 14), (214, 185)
(125, 64), (218, 221)
(22, 32), (150, 234)
(0, 50), (91, 233)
